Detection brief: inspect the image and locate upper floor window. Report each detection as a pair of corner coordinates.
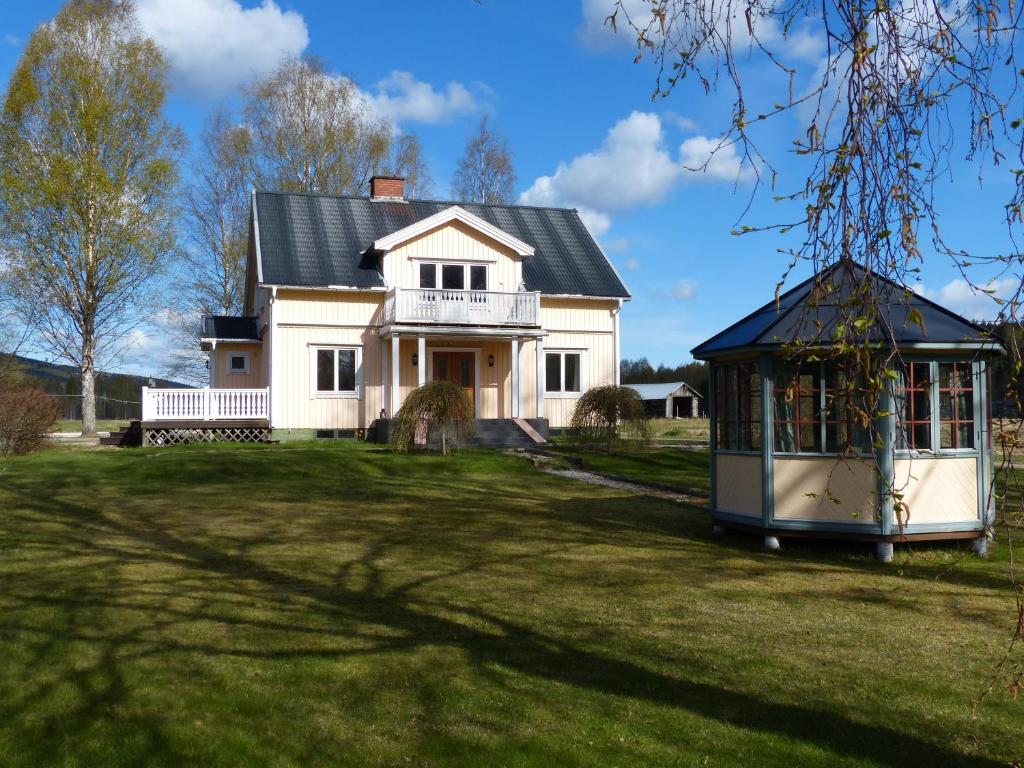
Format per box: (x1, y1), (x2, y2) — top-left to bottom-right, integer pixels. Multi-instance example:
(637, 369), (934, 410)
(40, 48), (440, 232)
(418, 262), (488, 291)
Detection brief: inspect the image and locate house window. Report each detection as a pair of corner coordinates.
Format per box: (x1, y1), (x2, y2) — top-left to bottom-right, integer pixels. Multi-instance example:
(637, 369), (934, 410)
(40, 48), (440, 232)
(311, 346), (361, 397)
(938, 362), (974, 449)
(228, 352), (249, 375)
(714, 363), (761, 451)
(419, 263), (437, 289)
(823, 366), (872, 454)
(545, 351), (583, 395)
(442, 264), (465, 290)
(416, 262), (488, 292)
(470, 265), (487, 291)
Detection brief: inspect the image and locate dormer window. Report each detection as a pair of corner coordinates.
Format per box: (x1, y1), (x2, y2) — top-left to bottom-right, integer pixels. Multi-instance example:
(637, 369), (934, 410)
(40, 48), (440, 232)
(417, 262), (488, 292)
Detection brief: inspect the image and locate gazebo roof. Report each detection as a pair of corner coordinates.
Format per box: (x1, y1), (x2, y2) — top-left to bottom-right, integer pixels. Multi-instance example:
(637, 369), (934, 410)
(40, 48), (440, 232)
(691, 261), (1003, 359)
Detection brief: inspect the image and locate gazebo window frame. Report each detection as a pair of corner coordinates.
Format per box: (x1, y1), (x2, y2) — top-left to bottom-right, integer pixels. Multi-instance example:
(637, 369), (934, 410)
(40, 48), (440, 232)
(713, 361), (761, 453)
(893, 358), (979, 457)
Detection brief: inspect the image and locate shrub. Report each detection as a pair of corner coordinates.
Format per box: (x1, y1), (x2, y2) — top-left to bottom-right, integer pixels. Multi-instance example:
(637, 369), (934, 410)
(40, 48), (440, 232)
(390, 380), (475, 455)
(0, 386), (59, 456)
(569, 385), (651, 453)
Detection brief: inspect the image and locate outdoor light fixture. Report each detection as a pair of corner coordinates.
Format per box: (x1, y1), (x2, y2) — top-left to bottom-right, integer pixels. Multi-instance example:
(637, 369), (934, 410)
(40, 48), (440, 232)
(488, 354), (495, 367)
(412, 352), (419, 366)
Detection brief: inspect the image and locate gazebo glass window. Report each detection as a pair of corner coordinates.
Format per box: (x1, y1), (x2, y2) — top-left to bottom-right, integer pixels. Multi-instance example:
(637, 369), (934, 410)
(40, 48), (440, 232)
(895, 362), (932, 450)
(823, 367), (872, 454)
(714, 363), (761, 450)
(938, 362), (974, 449)
(773, 363), (821, 452)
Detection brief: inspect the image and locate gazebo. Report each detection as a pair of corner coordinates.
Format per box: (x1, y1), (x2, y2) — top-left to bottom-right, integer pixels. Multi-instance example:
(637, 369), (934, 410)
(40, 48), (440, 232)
(691, 262), (1004, 560)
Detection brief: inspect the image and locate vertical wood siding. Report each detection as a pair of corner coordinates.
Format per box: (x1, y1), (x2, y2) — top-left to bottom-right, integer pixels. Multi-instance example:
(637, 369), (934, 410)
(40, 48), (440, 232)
(383, 221), (520, 291)
(213, 344), (265, 389)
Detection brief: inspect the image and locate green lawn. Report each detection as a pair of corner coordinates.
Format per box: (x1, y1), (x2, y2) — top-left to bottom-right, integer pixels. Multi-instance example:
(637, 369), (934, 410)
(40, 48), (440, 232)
(0, 442), (1020, 767)
(52, 419), (125, 433)
(552, 445), (711, 493)
(649, 417), (711, 445)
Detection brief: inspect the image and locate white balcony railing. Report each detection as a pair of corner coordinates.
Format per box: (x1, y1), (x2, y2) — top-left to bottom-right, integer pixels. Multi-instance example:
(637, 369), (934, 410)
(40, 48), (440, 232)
(383, 288), (540, 327)
(142, 387), (269, 421)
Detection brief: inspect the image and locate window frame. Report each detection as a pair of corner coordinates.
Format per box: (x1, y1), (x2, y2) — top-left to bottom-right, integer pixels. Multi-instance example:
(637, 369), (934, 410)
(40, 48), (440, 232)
(544, 349), (586, 398)
(309, 345), (362, 399)
(227, 351), (250, 375)
(413, 260), (490, 292)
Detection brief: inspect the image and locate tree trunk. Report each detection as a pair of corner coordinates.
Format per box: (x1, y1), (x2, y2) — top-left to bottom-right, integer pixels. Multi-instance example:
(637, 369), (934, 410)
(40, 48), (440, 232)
(81, 358), (97, 436)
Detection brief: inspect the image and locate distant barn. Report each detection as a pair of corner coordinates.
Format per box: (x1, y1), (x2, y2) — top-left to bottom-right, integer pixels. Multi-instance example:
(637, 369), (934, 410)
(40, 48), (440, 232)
(626, 382), (703, 418)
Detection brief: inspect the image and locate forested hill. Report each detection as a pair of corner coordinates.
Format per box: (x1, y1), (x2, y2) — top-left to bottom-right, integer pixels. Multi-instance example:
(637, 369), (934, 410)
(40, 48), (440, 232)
(4, 355), (191, 420)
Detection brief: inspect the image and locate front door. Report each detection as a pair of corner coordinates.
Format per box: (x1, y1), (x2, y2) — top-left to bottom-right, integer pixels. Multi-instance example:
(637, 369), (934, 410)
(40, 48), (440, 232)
(433, 351), (476, 413)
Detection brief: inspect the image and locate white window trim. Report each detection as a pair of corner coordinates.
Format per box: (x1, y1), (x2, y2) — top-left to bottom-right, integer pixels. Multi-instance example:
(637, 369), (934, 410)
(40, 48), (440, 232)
(227, 351), (250, 375)
(309, 345), (363, 399)
(544, 349), (587, 399)
(416, 260), (490, 291)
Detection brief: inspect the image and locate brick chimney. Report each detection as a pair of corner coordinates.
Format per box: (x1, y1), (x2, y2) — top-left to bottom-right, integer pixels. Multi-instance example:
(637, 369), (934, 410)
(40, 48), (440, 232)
(370, 176), (405, 200)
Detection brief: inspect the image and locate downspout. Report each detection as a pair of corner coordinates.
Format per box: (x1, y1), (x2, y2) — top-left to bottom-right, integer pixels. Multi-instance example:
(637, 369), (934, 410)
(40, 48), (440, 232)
(269, 286), (278, 431)
(612, 299), (623, 386)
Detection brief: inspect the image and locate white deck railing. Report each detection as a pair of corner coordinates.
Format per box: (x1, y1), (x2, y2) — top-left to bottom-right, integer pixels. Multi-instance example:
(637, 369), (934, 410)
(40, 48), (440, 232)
(383, 288), (540, 327)
(142, 387), (270, 421)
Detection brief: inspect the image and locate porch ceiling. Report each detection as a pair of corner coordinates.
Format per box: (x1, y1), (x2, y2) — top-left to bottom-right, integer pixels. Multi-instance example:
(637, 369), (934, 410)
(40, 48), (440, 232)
(379, 324), (546, 339)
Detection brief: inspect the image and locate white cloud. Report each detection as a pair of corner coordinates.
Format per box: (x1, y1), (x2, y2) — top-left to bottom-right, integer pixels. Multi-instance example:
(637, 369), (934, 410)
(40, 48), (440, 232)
(136, 0), (309, 97)
(603, 237), (630, 255)
(913, 277), (1018, 320)
(668, 280), (697, 301)
(4, 34), (20, 47)
(364, 71), (478, 124)
(663, 111), (699, 132)
(519, 111), (749, 235)
(678, 135), (750, 181)
(624, 257), (641, 271)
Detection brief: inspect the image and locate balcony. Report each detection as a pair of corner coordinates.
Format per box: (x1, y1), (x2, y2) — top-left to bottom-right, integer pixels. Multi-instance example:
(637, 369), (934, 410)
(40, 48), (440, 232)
(383, 288), (540, 328)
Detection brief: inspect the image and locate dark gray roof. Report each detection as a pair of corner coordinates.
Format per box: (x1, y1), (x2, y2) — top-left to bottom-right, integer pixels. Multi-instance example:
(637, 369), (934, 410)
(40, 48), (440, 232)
(203, 316), (260, 341)
(253, 191), (630, 298)
(692, 261), (1003, 359)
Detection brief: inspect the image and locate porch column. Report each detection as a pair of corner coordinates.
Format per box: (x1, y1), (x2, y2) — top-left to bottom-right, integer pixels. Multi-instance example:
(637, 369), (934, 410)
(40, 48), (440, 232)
(535, 337), (545, 419)
(417, 335), (426, 387)
(510, 338), (520, 418)
(208, 339), (217, 388)
(391, 333), (401, 417)
(380, 338), (388, 417)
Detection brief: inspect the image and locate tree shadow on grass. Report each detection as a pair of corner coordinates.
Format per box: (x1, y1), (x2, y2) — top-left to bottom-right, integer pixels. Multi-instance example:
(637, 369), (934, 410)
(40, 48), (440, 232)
(0, 468), (1007, 768)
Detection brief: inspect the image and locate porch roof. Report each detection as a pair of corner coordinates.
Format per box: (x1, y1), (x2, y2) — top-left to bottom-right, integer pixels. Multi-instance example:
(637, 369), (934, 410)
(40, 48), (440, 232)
(201, 316), (261, 343)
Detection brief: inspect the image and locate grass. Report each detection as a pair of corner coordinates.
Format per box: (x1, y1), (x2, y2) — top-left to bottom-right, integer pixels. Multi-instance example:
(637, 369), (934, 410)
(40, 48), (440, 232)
(650, 417), (710, 445)
(0, 442), (1021, 767)
(52, 419), (125, 433)
(552, 445), (711, 492)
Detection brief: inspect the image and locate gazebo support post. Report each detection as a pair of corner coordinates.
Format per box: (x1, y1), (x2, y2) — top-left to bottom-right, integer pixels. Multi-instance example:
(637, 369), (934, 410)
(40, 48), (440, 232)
(764, 535), (781, 551)
(875, 541), (894, 563)
(972, 535), (989, 558)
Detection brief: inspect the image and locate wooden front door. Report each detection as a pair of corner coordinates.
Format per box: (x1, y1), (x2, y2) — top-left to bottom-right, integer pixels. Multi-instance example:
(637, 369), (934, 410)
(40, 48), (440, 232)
(432, 351), (476, 413)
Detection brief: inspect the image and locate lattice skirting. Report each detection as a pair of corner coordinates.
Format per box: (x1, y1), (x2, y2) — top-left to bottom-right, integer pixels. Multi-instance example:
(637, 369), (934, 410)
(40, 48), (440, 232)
(143, 426), (271, 446)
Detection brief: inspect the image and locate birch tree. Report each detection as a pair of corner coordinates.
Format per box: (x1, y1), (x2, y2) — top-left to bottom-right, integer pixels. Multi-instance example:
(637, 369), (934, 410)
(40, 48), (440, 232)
(0, 0), (181, 434)
(451, 114), (516, 204)
(242, 57), (431, 196)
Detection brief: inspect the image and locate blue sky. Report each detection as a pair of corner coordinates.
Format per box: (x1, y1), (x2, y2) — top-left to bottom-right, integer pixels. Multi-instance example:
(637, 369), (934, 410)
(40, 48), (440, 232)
(1, 0), (1019, 376)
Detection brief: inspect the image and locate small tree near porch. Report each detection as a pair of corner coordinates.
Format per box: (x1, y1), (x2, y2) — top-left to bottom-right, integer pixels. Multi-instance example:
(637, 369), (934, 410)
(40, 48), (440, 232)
(570, 385), (651, 454)
(390, 381), (475, 456)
